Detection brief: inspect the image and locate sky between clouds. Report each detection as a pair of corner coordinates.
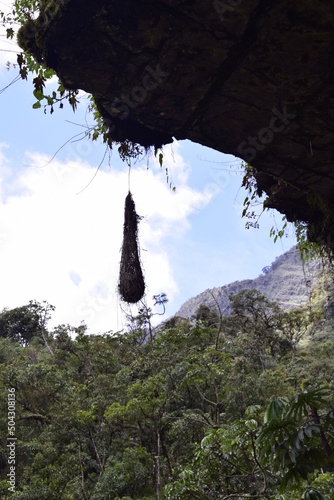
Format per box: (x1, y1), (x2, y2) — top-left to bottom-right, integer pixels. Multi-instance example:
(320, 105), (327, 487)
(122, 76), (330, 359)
(0, 19), (297, 333)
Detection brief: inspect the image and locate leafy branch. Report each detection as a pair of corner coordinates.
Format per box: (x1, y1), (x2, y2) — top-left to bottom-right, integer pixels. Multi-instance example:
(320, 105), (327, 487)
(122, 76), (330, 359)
(240, 163), (332, 262)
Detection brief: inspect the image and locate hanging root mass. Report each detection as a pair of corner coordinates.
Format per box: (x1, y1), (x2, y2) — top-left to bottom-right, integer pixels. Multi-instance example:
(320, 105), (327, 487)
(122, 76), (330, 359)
(118, 191), (145, 304)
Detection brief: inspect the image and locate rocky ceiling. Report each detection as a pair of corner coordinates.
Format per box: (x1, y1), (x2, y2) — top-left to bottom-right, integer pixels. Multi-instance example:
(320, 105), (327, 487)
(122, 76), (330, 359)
(18, 0), (334, 248)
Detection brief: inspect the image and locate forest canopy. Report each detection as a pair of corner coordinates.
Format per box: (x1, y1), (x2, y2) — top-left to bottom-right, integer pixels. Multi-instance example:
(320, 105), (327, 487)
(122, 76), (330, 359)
(0, 286), (334, 499)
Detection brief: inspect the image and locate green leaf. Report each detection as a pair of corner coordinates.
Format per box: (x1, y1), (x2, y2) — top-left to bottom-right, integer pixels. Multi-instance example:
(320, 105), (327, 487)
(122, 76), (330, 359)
(33, 89), (44, 101)
(32, 101), (41, 109)
(43, 68), (55, 79)
(245, 418), (258, 431)
(304, 425), (320, 438)
(264, 399), (285, 423)
(304, 491), (325, 500)
(288, 448), (297, 463)
(295, 436), (301, 450)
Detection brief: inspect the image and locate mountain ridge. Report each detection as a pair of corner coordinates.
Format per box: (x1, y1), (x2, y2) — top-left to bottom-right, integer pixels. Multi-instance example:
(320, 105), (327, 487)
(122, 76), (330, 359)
(175, 247), (322, 320)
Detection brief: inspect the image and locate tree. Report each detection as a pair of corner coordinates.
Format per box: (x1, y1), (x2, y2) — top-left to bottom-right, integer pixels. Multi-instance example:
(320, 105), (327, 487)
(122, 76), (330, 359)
(0, 300), (54, 346)
(228, 289), (288, 371)
(280, 307), (310, 359)
(126, 293), (168, 341)
(195, 304), (220, 328)
(165, 406), (268, 499)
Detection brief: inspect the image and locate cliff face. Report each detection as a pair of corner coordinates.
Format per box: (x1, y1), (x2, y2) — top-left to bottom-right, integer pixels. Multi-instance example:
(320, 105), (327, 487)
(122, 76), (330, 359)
(18, 0), (334, 247)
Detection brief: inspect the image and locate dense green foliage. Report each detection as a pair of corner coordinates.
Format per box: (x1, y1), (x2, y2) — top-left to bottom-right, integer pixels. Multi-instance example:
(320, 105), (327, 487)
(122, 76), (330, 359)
(0, 289), (333, 499)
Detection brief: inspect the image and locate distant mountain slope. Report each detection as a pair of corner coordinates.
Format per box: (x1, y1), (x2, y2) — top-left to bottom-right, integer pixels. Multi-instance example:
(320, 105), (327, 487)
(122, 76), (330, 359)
(176, 247), (322, 319)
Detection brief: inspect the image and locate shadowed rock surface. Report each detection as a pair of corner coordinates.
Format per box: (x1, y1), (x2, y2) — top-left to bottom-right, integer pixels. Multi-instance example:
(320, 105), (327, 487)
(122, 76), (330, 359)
(18, 0), (334, 246)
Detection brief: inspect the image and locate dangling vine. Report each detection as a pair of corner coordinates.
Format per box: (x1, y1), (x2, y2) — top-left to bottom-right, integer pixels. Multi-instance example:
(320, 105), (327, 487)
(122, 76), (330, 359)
(240, 163), (332, 262)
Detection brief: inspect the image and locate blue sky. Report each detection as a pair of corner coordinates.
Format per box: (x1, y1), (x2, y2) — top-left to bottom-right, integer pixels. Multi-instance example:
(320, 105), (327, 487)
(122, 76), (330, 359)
(0, 28), (297, 333)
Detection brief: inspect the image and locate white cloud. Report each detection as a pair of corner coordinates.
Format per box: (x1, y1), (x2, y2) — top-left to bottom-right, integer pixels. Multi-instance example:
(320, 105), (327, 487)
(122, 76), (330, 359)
(0, 142), (213, 333)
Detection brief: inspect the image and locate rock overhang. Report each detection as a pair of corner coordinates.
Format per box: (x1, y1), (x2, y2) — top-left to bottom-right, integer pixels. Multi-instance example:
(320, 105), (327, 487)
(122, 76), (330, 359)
(17, 0), (334, 248)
